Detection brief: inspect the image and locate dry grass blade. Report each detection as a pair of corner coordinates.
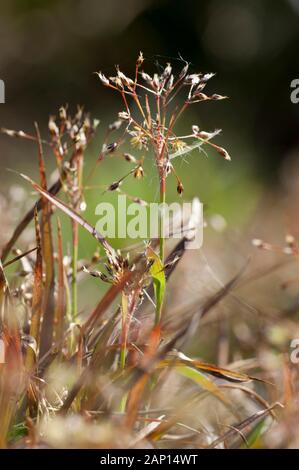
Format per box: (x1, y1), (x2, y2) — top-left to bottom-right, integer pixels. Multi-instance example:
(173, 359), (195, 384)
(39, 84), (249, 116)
(35, 123), (55, 360)
(1, 177), (62, 262)
(219, 384), (277, 419)
(160, 356), (256, 383)
(25, 208), (43, 371)
(207, 402), (283, 448)
(83, 270), (133, 335)
(2, 247), (37, 269)
(124, 325), (161, 430)
(19, 172), (115, 259)
(54, 218), (65, 347)
(0, 262), (22, 448)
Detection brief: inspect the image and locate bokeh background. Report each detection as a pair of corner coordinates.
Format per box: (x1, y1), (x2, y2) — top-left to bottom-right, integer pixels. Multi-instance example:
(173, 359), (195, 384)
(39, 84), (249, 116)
(1, 0), (299, 310)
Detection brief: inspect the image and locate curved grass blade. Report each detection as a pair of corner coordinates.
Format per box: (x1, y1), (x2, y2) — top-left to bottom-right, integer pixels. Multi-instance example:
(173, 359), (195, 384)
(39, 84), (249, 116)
(25, 208), (42, 371)
(18, 173), (115, 259)
(207, 402), (283, 448)
(146, 246), (165, 325)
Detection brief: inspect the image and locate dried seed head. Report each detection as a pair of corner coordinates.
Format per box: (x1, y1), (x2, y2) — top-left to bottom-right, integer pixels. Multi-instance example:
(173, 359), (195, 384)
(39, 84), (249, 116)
(162, 63), (172, 80)
(48, 117), (59, 137)
(59, 106), (67, 121)
(286, 234), (296, 247)
(193, 83), (207, 95)
(192, 125), (200, 135)
(210, 94), (228, 100)
(198, 130), (217, 139)
(179, 63), (189, 80)
(153, 73), (160, 89)
(133, 197), (147, 206)
(193, 92), (209, 101)
(108, 180), (122, 191)
(177, 180), (184, 195)
(109, 76), (123, 88)
(123, 153), (137, 163)
(252, 238), (263, 248)
(117, 70), (134, 88)
(118, 111), (131, 121)
(96, 71), (110, 86)
(108, 120), (122, 131)
(201, 73), (216, 82)
(137, 51), (144, 67)
(79, 200), (87, 212)
(185, 74), (201, 86)
(215, 145), (231, 161)
(75, 128), (87, 149)
(165, 160), (172, 176)
(134, 165), (144, 179)
(1, 128), (26, 138)
(93, 119), (100, 130)
(141, 72), (152, 84)
(103, 142), (118, 154)
(83, 266), (110, 282)
(167, 74), (174, 89)
(75, 106), (83, 121)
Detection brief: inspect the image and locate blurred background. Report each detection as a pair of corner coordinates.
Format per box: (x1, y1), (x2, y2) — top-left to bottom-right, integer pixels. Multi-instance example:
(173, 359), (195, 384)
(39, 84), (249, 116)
(1, 0), (299, 300)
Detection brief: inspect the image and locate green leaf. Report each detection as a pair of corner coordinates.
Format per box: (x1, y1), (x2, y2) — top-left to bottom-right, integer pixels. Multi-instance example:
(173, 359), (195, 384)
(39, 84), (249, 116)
(146, 246), (165, 323)
(175, 365), (227, 403)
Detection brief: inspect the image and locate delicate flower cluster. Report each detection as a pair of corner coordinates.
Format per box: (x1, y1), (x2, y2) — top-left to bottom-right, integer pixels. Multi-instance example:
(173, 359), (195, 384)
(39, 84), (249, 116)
(96, 52), (231, 198)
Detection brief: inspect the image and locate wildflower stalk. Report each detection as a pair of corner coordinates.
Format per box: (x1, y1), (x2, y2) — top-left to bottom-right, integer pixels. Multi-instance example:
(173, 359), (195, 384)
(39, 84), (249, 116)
(71, 151), (83, 319)
(71, 219), (78, 319)
(96, 53), (230, 340)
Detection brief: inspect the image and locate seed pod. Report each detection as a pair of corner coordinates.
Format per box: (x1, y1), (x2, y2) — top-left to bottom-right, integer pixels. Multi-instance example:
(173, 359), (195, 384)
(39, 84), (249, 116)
(201, 73), (215, 82)
(117, 70), (134, 88)
(59, 106), (67, 121)
(177, 181), (184, 195)
(96, 71), (110, 86)
(184, 74), (201, 86)
(109, 120), (122, 131)
(123, 153), (137, 163)
(210, 94), (228, 100)
(167, 74), (174, 89)
(179, 63), (189, 80)
(118, 111), (131, 121)
(133, 197), (148, 206)
(137, 51), (144, 67)
(103, 142), (118, 154)
(162, 63), (172, 80)
(193, 93), (209, 101)
(108, 181), (121, 191)
(141, 72), (153, 84)
(285, 234), (296, 247)
(215, 145), (231, 161)
(153, 73), (160, 89)
(134, 165), (144, 179)
(252, 239), (263, 248)
(48, 117), (59, 137)
(165, 160), (172, 176)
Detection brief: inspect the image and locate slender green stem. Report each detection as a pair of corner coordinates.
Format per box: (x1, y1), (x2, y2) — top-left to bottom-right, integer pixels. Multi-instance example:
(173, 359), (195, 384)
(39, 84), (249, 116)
(156, 170), (166, 326)
(71, 220), (78, 320)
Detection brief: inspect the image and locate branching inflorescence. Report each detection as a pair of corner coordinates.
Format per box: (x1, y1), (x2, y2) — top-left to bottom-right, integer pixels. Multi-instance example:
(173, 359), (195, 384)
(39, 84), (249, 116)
(96, 52), (231, 322)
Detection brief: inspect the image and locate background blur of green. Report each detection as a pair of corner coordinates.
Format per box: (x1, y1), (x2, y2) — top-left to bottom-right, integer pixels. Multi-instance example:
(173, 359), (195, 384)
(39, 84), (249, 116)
(1, 0), (299, 263)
